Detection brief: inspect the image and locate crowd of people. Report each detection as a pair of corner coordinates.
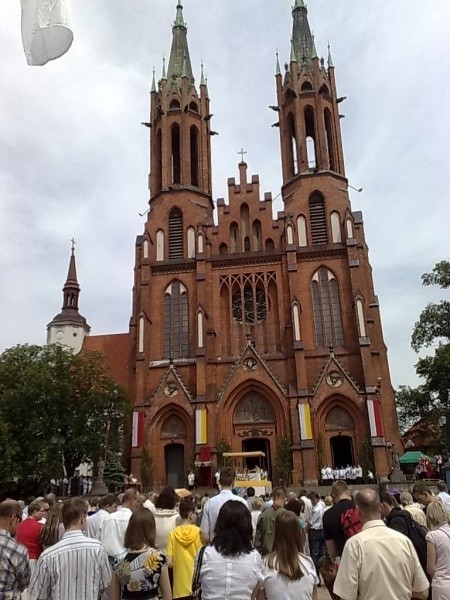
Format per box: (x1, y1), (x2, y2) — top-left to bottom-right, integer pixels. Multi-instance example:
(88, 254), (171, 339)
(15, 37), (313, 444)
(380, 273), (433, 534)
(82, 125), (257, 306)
(1, 471), (450, 599)
(319, 464), (375, 485)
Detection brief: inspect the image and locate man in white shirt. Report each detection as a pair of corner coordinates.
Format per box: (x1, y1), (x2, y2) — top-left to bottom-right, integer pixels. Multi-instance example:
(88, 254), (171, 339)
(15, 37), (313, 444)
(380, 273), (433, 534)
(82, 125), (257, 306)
(299, 489), (313, 523)
(200, 466), (247, 544)
(86, 494), (119, 540)
(307, 491), (326, 575)
(99, 488), (140, 557)
(334, 489), (429, 600)
(143, 491), (158, 513)
(436, 480), (450, 512)
(29, 498), (111, 600)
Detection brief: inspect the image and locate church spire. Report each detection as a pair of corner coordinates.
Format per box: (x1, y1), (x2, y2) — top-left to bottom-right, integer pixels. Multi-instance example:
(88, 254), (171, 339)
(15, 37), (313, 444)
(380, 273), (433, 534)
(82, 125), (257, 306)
(166, 3), (195, 86)
(291, 0), (315, 64)
(46, 240), (90, 353)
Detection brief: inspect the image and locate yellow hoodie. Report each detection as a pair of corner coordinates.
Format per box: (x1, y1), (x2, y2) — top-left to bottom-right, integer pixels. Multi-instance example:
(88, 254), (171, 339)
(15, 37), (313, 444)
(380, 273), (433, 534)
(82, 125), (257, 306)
(166, 524), (202, 599)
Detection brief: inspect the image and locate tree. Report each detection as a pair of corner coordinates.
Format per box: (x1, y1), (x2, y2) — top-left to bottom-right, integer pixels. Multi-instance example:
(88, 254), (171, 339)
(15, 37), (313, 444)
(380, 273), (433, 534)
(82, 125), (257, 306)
(275, 436), (292, 485)
(103, 453), (126, 493)
(0, 344), (130, 486)
(396, 261), (450, 447)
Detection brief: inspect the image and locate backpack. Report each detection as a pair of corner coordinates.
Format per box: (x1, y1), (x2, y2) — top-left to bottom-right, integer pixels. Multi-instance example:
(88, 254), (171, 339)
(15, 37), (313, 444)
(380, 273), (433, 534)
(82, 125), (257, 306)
(340, 506), (363, 540)
(403, 515), (428, 571)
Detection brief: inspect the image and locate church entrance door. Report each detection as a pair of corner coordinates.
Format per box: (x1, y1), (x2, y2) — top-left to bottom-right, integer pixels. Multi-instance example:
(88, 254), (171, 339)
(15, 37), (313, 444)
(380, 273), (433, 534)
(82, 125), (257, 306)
(330, 435), (354, 468)
(242, 438), (271, 475)
(165, 443), (184, 488)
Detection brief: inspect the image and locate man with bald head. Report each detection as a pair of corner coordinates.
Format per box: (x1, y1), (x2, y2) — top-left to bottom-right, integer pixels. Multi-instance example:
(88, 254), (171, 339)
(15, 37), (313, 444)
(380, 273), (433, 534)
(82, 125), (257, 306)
(333, 489), (429, 600)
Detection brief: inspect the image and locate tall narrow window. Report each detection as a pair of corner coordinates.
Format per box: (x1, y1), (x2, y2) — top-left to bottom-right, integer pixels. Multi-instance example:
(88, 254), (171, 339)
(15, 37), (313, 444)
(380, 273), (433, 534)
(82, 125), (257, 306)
(297, 215), (307, 246)
(190, 126), (199, 187)
(197, 310), (204, 348)
(252, 220), (262, 251)
(330, 211), (341, 243)
(143, 239), (149, 259)
(309, 193), (327, 244)
(324, 108), (336, 171)
(304, 107), (316, 169)
(311, 267), (344, 347)
(292, 302), (301, 341)
(187, 226), (195, 258)
(240, 203), (250, 250)
(287, 113), (298, 177)
(155, 129), (162, 193)
(286, 224), (294, 245)
(169, 208), (183, 259)
(138, 316), (145, 353)
(356, 298), (366, 337)
(346, 217), (354, 239)
(156, 230), (164, 261)
(164, 281), (189, 359)
(230, 222), (239, 253)
(171, 124), (181, 184)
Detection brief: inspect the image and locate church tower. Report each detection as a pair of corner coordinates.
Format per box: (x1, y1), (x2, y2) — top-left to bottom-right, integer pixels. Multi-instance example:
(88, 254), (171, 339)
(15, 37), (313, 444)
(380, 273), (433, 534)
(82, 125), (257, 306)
(47, 241), (90, 354)
(128, 2), (401, 487)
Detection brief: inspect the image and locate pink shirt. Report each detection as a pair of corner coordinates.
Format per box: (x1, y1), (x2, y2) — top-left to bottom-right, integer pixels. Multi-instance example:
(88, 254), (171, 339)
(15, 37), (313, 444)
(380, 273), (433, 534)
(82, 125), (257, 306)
(426, 524), (450, 591)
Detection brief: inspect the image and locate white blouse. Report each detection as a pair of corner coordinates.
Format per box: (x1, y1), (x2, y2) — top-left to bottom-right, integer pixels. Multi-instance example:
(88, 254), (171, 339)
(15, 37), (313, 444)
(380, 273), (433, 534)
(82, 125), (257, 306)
(262, 553), (319, 600)
(199, 546), (263, 600)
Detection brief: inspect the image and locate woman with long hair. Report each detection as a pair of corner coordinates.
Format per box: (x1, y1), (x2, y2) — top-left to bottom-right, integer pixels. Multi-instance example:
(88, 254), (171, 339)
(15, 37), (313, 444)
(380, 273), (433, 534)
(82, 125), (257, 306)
(199, 500), (263, 599)
(39, 502), (64, 549)
(260, 510), (318, 600)
(425, 500), (450, 600)
(153, 486), (180, 550)
(111, 508), (171, 600)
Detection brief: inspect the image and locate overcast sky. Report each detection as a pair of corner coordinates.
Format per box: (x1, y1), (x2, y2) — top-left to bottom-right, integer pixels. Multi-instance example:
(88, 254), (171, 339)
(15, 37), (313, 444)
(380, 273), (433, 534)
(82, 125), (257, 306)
(1, 1), (448, 390)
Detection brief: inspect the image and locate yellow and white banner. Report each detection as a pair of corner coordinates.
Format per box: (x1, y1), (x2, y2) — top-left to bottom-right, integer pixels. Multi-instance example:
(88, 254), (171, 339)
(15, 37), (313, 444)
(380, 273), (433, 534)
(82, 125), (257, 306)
(195, 408), (207, 445)
(298, 403), (313, 440)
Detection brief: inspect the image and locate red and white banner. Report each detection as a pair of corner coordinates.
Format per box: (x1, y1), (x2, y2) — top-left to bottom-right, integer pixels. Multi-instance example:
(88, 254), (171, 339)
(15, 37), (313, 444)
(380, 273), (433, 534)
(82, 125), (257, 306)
(131, 411), (144, 448)
(367, 399), (384, 437)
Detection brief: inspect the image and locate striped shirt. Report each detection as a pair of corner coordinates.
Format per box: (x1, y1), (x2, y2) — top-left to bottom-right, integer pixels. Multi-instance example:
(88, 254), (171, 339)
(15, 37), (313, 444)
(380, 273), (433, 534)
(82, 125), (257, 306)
(0, 528), (30, 599)
(28, 530), (111, 600)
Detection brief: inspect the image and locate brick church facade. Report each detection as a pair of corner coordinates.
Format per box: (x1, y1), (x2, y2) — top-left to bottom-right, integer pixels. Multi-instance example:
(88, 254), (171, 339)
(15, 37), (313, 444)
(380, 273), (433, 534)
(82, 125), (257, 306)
(48, 2), (402, 487)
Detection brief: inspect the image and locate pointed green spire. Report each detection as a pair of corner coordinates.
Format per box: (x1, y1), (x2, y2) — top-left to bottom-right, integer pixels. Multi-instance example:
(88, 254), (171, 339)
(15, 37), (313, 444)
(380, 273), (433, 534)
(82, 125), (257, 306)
(166, 3), (195, 85)
(161, 56), (166, 80)
(327, 42), (334, 68)
(200, 62), (206, 86)
(275, 51), (281, 75)
(151, 68), (156, 92)
(291, 0), (315, 65)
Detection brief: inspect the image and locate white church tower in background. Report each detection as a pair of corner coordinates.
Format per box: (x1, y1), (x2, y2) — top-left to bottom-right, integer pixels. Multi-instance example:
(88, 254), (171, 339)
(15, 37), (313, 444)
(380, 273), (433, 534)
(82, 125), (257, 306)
(46, 240), (90, 354)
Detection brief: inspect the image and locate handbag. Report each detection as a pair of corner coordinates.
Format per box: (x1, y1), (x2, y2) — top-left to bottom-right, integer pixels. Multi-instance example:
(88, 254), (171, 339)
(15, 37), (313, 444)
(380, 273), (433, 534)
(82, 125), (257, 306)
(191, 545), (206, 600)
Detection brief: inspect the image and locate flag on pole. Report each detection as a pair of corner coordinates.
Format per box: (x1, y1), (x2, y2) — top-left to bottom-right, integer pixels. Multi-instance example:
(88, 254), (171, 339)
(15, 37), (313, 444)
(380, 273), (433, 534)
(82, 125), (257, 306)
(367, 398), (384, 437)
(21, 0), (74, 66)
(195, 409), (207, 445)
(298, 403), (313, 440)
(131, 411), (144, 448)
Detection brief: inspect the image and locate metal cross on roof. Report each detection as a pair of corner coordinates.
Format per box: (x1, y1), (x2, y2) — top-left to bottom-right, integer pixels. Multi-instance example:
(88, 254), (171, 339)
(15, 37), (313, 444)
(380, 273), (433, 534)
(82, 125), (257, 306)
(238, 148), (247, 162)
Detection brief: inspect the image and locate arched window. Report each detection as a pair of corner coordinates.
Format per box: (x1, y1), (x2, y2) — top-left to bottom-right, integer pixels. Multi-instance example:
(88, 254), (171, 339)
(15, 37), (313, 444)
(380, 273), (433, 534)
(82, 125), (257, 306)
(155, 129), (162, 193)
(324, 108), (336, 170)
(265, 238), (275, 251)
(190, 126), (199, 187)
(197, 232), (204, 254)
(169, 208), (183, 259)
(143, 239), (149, 259)
(309, 193), (327, 244)
(189, 101), (199, 113)
(356, 298), (366, 337)
(292, 302), (301, 341)
(304, 107), (317, 169)
(286, 223), (294, 245)
(156, 230), (165, 261)
(301, 81), (313, 91)
(252, 220), (262, 251)
(240, 203), (250, 249)
(187, 226), (195, 258)
(197, 309), (204, 348)
(219, 242), (228, 254)
(244, 236), (250, 252)
(169, 98), (180, 110)
(287, 113), (298, 177)
(138, 315), (145, 353)
(230, 222), (239, 253)
(285, 88), (296, 102)
(164, 281), (189, 359)
(311, 267), (344, 347)
(297, 215), (307, 246)
(318, 84), (330, 95)
(346, 217), (354, 239)
(330, 211), (341, 243)
(171, 124), (181, 184)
